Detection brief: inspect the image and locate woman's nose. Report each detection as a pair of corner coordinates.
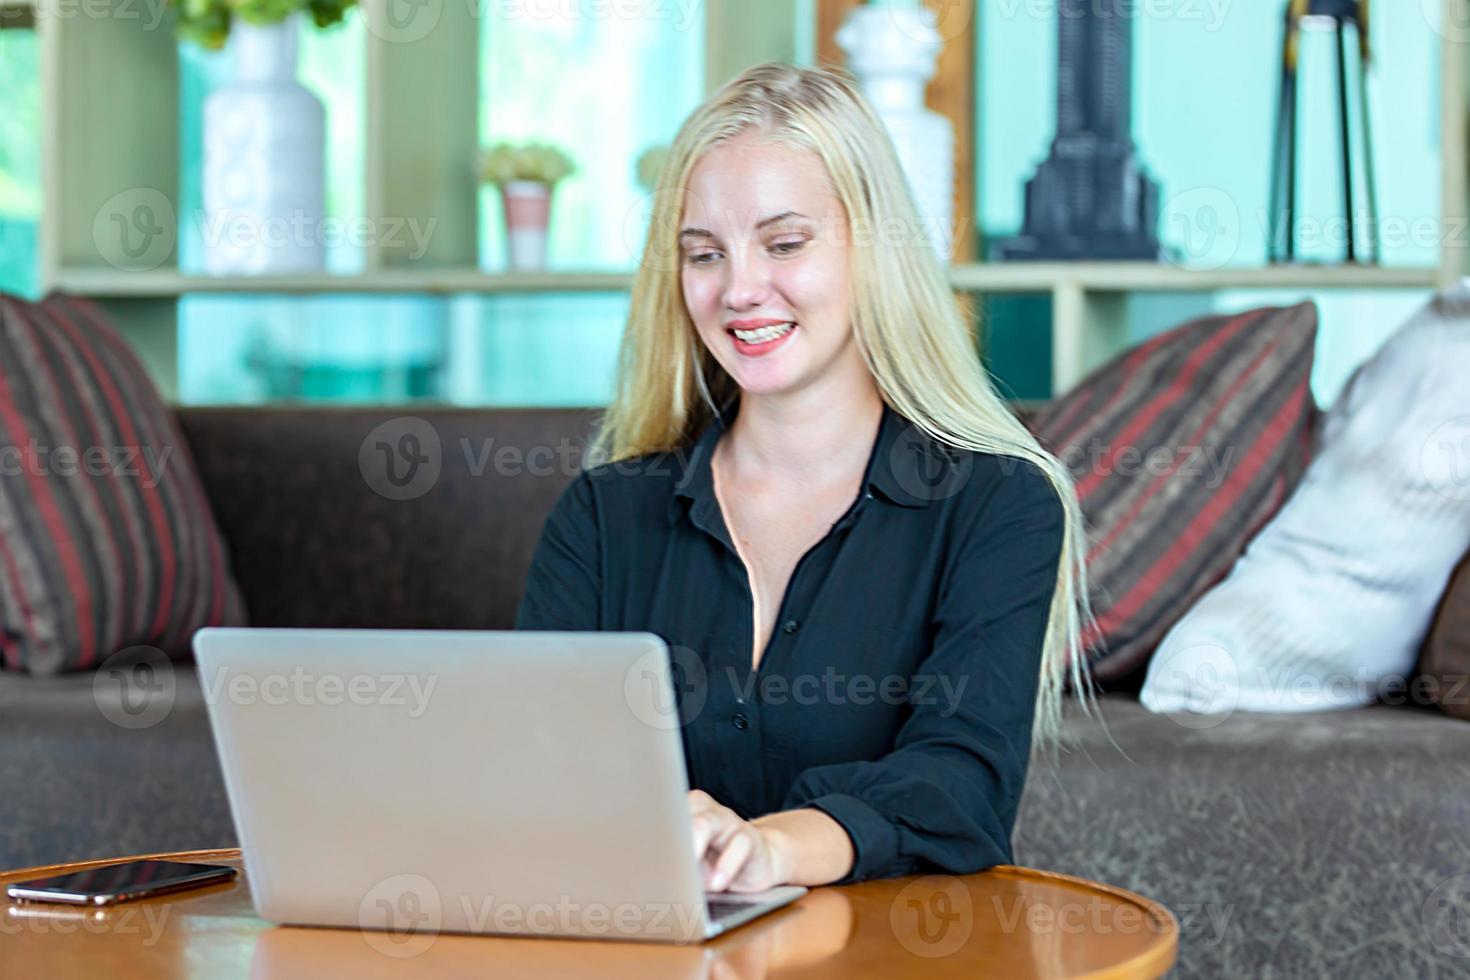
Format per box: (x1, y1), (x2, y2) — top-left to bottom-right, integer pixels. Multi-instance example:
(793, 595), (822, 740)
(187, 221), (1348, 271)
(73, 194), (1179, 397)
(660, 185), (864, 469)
(722, 249), (771, 311)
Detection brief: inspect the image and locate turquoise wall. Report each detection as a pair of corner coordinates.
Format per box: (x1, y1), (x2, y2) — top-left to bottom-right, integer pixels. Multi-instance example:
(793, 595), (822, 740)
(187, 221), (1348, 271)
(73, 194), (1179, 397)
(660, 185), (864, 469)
(978, 3), (1442, 406)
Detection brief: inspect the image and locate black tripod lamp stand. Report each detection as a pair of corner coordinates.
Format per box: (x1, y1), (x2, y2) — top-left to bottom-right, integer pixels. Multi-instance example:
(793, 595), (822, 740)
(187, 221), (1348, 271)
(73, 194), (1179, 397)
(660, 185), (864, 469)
(1268, 0), (1379, 264)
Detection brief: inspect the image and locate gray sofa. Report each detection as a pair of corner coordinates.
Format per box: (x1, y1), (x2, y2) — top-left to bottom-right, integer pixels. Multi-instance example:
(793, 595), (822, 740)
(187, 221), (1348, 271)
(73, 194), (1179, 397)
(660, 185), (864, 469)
(3, 406), (1468, 978)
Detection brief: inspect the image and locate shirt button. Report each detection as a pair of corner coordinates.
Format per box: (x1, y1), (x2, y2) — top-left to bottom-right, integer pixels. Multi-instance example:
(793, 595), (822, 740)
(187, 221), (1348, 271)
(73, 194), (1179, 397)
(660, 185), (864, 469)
(782, 620), (801, 634)
(732, 713), (749, 731)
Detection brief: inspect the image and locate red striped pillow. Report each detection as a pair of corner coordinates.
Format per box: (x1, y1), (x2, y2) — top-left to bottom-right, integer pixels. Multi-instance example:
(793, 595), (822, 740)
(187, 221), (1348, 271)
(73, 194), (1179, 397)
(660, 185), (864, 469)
(0, 292), (246, 675)
(1028, 303), (1320, 686)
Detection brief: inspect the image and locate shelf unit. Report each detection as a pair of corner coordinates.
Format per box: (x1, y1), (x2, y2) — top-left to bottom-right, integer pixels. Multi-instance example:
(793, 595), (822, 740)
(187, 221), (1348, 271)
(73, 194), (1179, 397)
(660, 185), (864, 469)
(31, 0), (1470, 400)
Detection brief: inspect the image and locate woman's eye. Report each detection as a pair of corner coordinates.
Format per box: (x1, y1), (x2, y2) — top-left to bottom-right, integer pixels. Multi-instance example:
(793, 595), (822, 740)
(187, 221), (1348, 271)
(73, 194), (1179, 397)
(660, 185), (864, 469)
(770, 239), (806, 256)
(685, 250), (721, 266)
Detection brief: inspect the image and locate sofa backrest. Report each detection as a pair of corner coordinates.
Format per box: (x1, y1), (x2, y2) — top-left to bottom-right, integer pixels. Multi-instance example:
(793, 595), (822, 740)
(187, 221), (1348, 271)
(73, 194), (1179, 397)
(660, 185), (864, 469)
(175, 407), (601, 632)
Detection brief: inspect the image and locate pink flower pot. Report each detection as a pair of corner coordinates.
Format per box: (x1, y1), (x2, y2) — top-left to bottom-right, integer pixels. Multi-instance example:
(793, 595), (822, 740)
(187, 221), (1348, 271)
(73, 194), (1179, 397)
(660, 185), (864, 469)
(500, 180), (552, 272)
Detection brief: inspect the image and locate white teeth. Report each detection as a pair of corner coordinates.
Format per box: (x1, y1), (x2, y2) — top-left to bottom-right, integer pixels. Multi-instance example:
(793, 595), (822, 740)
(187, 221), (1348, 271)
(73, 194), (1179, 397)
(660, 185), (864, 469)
(733, 322), (794, 344)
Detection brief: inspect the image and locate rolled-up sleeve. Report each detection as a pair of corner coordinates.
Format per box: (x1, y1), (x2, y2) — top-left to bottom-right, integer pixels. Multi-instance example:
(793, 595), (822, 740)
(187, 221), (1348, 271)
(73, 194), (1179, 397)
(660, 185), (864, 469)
(780, 462), (1065, 882)
(514, 471), (602, 631)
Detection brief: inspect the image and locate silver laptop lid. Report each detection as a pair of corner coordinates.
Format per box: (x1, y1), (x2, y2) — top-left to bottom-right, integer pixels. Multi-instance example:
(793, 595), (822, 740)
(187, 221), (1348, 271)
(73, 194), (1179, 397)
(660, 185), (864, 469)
(194, 629), (712, 943)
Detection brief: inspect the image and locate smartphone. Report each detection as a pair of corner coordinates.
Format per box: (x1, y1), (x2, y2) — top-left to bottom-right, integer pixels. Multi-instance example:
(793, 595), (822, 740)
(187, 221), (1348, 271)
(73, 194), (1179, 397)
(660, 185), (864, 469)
(5, 860), (238, 906)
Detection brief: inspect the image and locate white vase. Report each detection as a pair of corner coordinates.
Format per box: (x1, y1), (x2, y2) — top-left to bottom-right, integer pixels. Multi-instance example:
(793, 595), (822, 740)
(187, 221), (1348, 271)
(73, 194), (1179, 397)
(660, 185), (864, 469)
(837, 5), (956, 261)
(202, 14), (326, 275)
(500, 180), (552, 272)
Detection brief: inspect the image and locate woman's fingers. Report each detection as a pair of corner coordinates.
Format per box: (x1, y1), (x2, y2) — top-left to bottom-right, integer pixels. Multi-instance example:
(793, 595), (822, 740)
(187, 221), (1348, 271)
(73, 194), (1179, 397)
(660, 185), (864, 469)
(709, 827), (755, 892)
(689, 793), (736, 863)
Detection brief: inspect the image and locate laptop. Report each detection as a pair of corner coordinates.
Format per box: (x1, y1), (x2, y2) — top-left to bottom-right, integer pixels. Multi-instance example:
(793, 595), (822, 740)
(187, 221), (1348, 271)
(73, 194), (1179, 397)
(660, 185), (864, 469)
(193, 628), (807, 944)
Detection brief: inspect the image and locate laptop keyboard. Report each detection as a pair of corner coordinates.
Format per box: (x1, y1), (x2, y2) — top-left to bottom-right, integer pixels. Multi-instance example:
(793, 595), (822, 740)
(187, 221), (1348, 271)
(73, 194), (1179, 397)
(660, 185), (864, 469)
(706, 898), (759, 925)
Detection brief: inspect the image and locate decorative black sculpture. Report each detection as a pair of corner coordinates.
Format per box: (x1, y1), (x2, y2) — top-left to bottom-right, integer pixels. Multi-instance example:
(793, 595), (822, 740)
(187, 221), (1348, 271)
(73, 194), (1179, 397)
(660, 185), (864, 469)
(994, 0), (1161, 261)
(1267, 0), (1378, 263)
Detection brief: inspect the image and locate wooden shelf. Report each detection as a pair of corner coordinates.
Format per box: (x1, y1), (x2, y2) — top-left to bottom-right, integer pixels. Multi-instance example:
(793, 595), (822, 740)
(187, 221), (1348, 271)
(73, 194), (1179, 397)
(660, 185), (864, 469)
(949, 262), (1440, 293)
(52, 262), (1441, 299)
(51, 269), (638, 298)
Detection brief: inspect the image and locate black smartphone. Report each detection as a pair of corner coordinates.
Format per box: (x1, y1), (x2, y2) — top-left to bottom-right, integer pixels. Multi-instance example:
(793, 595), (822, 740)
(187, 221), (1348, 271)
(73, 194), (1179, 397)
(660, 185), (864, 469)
(5, 860), (238, 906)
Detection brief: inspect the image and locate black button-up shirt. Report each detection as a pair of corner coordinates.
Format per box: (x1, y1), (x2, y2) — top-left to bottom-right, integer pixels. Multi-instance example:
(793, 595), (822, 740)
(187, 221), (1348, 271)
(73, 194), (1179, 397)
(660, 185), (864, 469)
(514, 401), (1064, 883)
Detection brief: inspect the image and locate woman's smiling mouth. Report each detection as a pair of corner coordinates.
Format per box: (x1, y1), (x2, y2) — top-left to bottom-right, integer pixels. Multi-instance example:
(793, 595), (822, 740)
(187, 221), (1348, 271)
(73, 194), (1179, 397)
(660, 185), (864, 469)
(726, 319), (797, 356)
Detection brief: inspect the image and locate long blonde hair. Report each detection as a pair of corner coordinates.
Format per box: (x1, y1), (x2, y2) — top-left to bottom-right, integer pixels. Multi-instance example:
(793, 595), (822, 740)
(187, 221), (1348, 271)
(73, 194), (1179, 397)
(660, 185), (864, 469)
(591, 62), (1101, 757)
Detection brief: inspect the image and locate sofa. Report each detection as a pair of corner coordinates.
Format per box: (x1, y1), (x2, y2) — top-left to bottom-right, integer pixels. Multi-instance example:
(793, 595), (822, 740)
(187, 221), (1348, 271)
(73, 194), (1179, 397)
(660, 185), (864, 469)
(2, 405), (1468, 979)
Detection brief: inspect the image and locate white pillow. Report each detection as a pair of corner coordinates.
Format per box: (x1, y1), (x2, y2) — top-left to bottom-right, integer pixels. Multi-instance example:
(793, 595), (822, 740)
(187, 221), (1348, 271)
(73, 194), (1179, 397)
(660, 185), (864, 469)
(1139, 283), (1470, 715)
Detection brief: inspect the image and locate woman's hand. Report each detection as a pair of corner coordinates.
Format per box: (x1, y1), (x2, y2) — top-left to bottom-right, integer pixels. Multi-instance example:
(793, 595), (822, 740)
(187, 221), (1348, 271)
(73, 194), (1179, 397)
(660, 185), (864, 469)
(689, 790), (793, 893)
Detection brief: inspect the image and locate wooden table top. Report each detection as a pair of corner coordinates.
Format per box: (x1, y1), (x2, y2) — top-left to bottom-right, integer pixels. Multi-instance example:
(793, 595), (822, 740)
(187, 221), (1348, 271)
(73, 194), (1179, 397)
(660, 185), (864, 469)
(1, 849), (1177, 979)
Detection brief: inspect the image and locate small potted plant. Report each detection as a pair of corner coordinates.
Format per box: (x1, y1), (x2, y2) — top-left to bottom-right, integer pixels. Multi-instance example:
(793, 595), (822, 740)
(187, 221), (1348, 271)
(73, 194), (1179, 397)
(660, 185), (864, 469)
(173, 0), (357, 274)
(479, 141), (577, 272)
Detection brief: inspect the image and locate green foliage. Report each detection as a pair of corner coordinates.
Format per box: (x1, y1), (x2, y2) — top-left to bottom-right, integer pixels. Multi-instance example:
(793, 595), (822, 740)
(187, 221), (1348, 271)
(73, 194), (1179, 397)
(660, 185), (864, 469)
(172, 0), (356, 50)
(478, 142), (577, 187)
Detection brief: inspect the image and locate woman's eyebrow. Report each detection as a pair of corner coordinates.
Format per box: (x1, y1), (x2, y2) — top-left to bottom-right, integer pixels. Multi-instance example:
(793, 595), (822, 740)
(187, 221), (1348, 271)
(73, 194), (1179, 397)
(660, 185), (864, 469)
(679, 211), (812, 241)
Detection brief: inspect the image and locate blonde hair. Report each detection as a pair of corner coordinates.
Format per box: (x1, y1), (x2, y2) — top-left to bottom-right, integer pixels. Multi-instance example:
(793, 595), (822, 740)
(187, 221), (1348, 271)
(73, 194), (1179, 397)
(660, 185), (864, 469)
(591, 62), (1102, 758)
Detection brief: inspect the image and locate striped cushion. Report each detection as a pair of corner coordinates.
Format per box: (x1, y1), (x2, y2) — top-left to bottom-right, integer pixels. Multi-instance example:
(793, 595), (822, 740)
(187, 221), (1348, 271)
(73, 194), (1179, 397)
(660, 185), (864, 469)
(1028, 303), (1320, 685)
(0, 293), (246, 675)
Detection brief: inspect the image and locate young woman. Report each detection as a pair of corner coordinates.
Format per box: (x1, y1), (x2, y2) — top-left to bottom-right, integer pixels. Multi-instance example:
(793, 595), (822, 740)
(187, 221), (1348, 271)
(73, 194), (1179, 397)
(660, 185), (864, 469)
(516, 63), (1096, 894)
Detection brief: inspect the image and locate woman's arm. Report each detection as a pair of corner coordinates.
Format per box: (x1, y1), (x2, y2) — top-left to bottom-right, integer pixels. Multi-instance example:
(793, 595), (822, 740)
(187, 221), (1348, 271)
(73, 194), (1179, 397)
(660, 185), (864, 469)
(514, 471), (602, 631)
(778, 459), (1065, 883)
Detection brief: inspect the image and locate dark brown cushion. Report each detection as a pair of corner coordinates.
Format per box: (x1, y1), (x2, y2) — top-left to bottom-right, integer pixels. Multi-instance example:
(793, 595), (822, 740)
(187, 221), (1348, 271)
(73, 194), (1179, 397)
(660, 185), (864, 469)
(0, 293), (247, 674)
(1027, 303), (1321, 687)
(178, 407), (600, 633)
(1418, 550), (1470, 720)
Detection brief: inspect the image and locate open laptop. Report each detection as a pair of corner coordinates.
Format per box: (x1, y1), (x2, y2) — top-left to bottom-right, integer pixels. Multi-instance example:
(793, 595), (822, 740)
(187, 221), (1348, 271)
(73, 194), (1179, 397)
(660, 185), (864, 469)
(193, 628), (806, 944)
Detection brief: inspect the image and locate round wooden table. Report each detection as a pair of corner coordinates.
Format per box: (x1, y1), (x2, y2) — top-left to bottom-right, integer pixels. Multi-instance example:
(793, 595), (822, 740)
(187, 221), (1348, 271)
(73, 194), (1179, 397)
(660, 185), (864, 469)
(0, 849), (1177, 978)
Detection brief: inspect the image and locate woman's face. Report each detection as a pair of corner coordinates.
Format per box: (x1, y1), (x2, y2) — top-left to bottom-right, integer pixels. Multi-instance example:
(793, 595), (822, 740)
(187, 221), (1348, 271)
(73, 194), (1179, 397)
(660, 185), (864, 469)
(679, 132), (856, 399)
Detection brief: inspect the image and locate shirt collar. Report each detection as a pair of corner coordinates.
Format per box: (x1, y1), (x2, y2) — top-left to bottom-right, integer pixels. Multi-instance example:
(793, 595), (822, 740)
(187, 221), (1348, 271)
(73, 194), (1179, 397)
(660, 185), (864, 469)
(669, 399), (941, 524)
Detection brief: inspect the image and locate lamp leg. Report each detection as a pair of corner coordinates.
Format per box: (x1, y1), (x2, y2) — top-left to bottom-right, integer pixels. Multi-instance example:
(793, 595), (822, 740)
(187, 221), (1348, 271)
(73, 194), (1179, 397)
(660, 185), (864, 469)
(1336, 19), (1357, 263)
(1355, 23), (1380, 264)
